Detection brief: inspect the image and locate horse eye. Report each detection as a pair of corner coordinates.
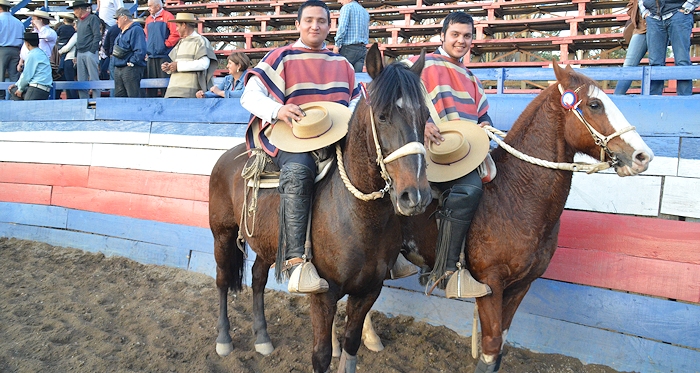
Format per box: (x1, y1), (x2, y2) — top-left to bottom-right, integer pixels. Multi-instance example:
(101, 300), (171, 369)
(588, 100), (602, 110)
(378, 114), (387, 123)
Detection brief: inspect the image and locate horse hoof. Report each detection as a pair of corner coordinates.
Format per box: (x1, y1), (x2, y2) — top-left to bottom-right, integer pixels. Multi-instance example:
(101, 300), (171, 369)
(362, 336), (384, 352)
(216, 342), (233, 357)
(255, 342), (274, 356)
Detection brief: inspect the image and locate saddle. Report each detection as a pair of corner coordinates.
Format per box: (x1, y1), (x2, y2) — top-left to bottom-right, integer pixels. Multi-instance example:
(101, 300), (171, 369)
(242, 148), (335, 189)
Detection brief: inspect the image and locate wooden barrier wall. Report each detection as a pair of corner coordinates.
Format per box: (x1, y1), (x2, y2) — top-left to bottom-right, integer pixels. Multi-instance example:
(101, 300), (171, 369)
(1, 88), (699, 372)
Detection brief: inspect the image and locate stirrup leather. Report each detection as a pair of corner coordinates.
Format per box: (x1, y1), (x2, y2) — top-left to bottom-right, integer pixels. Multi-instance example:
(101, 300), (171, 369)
(389, 253), (418, 279)
(287, 261), (329, 294)
(445, 269), (491, 299)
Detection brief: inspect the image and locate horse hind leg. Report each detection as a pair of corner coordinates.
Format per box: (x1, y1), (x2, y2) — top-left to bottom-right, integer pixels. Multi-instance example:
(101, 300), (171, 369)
(213, 226), (245, 357)
(251, 256), (274, 355)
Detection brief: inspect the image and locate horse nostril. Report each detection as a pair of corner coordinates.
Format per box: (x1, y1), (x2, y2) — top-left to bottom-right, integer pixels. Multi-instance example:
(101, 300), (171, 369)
(634, 150), (651, 166)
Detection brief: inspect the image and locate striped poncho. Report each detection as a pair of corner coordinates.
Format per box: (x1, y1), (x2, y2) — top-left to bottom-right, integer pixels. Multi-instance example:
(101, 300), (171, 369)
(245, 43), (360, 156)
(409, 50), (489, 125)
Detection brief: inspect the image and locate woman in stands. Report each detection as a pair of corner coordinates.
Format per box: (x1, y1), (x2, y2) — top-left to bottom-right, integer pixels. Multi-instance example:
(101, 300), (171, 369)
(196, 52), (251, 99)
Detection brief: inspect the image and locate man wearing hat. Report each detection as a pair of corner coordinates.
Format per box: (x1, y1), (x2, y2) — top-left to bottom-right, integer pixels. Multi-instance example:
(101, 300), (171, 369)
(0, 0), (24, 99)
(112, 7), (146, 97)
(239, 0), (360, 293)
(406, 11), (495, 300)
(144, 0), (179, 97)
(68, 0), (103, 99)
(9, 32), (53, 100)
(160, 12), (216, 98)
(18, 9), (57, 72)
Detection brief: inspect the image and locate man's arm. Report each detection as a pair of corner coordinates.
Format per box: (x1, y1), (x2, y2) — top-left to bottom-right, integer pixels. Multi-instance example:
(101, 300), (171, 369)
(16, 56), (36, 91)
(334, 6), (349, 48)
(172, 56), (209, 72)
(681, 0), (700, 13)
(90, 16), (102, 53)
(164, 13), (181, 48)
(240, 75), (283, 124)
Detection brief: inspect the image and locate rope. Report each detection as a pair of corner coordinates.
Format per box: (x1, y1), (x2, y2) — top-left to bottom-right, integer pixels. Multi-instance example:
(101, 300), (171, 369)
(335, 143), (387, 201)
(481, 125), (612, 174)
(238, 149), (270, 244)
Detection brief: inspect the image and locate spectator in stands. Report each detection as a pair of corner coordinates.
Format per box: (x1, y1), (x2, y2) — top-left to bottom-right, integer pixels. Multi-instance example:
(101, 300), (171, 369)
(405, 11), (494, 299)
(58, 21), (79, 99)
(0, 0), (24, 100)
(196, 52), (250, 98)
(333, 0), (369, 72)
(68, 0), (103, 99)
(145, 0), (180, 97)
(239, 0), (359, 293)
(112, 7), (146, 97)
(96, 0), (124, 28)
(19, 10), (57, 71)
(161, 13), (216, 98)
(615, 0), (647, 95)
(9, 32), (53, 101)
(101, 21), (120, 94)
(55, 13), (77, 99)
(640, 0), (699, 95)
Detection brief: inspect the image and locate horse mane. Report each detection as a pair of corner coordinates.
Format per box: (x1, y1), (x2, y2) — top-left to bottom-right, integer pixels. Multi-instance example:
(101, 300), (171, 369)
(367, 62), (426, 118)
(491, 67), (597, 163)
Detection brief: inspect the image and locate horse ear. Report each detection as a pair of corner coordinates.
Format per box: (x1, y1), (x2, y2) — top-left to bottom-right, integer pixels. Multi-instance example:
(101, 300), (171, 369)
(552, 60), (570, 86)
(366, 43), (384, 80)
(410, 48), (426, 77)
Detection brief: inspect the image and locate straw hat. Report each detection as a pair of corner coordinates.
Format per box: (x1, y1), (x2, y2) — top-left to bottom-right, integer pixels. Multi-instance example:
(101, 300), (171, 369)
(58, 12), (76, 20)
(167, 12), (203, 23)
(27, 9), (52, 19)
(266, 102), (351, 153)
(425, 120), (490, 183)
(0, 0), (14, 8)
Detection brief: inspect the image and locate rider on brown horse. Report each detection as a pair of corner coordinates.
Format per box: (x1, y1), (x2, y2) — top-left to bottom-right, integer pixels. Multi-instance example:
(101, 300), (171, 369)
(407, 11), (495, 299)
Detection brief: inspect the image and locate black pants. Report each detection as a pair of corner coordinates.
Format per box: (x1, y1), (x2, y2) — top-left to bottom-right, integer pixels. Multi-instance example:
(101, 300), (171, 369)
(145, 56), (170, 97)
(114, 65), (144, 97)
(271, 150), (317, 177)
(63, 59), (78, 99)
(0, 46), (21, 100)
(9, 86), (50, 101)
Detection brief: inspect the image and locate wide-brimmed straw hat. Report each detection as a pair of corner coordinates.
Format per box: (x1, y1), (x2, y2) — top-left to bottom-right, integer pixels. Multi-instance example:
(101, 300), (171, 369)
(425, 120), (490, 183)
(66, 0), (92, 10)
(266, 102), (351, 153)
(0, 0), (14, 8)
(167, 12), (203, 23)
(27, 9), (52, 19)
(58, 12), (76, 20)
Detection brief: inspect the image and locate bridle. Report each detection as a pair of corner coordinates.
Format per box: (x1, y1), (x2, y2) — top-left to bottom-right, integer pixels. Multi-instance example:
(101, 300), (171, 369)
(336, 82), (426, 201)
(558, 84), (636, 166)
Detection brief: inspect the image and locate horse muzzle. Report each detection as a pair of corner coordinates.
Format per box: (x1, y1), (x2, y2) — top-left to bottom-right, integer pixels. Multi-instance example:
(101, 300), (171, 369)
(392, 185), (432, 216)
(613, 148), (653, 176)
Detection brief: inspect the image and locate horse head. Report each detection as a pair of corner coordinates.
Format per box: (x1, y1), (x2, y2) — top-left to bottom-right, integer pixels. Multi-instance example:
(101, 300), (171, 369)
(553, 63), (654, 176)
(360, 44), (432, 215)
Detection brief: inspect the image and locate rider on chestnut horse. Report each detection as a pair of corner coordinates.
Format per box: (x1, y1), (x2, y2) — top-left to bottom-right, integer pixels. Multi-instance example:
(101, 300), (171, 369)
(406, 11), (495, 299)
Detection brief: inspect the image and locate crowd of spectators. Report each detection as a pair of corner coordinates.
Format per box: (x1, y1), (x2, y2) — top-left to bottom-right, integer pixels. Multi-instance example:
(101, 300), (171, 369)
(1, 0), (697, 99)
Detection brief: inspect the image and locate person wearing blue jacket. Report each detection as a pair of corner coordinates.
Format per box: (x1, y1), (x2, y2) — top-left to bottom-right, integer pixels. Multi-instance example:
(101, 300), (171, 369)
(9, 33), (53, 100)
(196, 52), (251, 99)
(112, 8), (146, 97)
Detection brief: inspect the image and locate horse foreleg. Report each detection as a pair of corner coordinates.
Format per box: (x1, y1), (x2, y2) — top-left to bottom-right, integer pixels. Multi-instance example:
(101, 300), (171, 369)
(251, 256), (274, 355)
(474, 286), (504, 373)
(338, 291), (381, 373)
(215, 286), (233, 356)
(310, 292), (339, 373)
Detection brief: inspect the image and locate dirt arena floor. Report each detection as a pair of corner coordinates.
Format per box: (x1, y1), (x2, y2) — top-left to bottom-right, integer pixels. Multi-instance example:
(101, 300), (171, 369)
(0, 237), (632, 373)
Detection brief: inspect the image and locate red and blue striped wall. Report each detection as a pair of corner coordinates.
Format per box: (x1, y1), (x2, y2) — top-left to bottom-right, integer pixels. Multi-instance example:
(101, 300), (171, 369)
(1, 93), (699, 373)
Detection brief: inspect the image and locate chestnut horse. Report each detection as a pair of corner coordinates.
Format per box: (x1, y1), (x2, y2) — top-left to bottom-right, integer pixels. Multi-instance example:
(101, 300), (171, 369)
(208, 44), (431, 373)
(397, 63), (654, 372)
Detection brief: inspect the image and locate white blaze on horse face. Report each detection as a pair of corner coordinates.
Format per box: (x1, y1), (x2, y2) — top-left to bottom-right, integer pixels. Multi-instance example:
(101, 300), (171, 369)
(589, 87), (654, 159)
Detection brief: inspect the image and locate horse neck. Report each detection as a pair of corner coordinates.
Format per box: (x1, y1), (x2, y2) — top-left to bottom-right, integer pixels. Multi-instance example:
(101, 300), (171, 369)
(491, 85), (577, 211)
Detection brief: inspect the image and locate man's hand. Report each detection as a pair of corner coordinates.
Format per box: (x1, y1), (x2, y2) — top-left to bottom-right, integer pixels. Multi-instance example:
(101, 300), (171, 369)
(424, 122), (444, 145)
(277, 104), (306, 127)
(161, 62), (169, 72)
(478, 121), (491, 128)
(195, 90), (205, 98)
(161, 61), (177, 73)
(333, 45), (339, 53)
(14, 88), (22, 98)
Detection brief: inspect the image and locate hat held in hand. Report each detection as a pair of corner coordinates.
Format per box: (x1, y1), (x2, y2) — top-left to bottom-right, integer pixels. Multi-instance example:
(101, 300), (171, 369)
(266, 102), (351, 153)
(426, 120), (490, 182)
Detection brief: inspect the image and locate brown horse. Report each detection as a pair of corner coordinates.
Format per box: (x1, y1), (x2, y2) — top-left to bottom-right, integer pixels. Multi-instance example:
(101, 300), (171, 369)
(208, 44), (431, 373)
(398, 63), (654, 373)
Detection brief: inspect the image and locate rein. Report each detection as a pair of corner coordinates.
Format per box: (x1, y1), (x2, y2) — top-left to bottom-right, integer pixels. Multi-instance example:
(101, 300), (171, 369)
(336, 83), (426, 201)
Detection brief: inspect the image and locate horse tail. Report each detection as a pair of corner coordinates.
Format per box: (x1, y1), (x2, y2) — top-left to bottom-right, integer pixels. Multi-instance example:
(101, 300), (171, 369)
(230, 235), (246, 292)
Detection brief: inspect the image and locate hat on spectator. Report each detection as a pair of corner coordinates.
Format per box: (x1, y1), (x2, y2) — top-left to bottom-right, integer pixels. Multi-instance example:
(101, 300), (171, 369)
(0, 0), (14, 8)
(113, 7), (133, 19)
(27, 9), (52, 19)
(266, 102), (351, 153)
(21, 32), (40, 44)
(167, 12), (203, 23)
(58, 12), (76, 20)
(425, 120), (490, 182)
(66, 0), (92, 10)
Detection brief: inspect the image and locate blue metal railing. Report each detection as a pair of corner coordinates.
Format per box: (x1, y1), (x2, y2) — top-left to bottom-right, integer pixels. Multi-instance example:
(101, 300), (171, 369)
(2, 67), (700, 97)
